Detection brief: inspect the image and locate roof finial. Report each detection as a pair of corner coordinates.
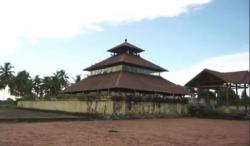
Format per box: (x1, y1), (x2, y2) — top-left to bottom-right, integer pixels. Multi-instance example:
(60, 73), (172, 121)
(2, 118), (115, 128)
(125, 38), (127, 43)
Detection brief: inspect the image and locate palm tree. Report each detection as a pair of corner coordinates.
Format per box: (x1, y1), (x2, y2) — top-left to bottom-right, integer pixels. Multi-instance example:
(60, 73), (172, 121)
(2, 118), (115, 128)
(41, 76), (53, 96)
(33, 75), (42, 98)
(41, 76), (60, 96)
(0, 62), (15, 98)
(0, 62), (15, 87)
(9, 70), (33, 98)
(53, 70), (69, 89)
(40, 70), (69, 97)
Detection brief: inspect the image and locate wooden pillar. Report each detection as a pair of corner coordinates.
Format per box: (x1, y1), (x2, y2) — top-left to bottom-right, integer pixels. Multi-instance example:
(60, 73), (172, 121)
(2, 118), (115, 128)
(215, 88), (218, 106)
(197, 88), (201, 104)
(206, 89), (210, 105)
(236, 84), (239, 110)
(191, 88), (195, 104)
(226, 84), (229, 107)
(244, 84), (247, 112)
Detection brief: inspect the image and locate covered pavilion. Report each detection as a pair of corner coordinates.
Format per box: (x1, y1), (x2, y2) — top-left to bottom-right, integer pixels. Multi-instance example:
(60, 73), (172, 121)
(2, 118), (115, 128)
(185, 68), (249, 109)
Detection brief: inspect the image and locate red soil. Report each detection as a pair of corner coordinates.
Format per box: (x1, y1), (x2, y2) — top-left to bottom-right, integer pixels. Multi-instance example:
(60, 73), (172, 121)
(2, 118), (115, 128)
(0, 118), (248, 146)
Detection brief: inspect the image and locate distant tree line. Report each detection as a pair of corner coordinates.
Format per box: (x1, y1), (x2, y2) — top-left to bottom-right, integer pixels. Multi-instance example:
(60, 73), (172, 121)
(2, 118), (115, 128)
(0, 62), (81, 100)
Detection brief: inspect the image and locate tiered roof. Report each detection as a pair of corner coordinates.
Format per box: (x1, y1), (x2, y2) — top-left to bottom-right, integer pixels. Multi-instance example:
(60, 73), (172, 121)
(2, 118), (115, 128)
(64, 40), (189, 95)
(64, 71), (188, 95)
(108, 39), (144, 54)
(85, 40), (166, 72)
(84, 53), (167, 72)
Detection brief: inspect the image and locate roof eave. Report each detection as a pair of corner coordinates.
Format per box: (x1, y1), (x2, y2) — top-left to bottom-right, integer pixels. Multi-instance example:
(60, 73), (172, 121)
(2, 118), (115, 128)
(107, 42), (145, 53)
(84, 62), (168, 72)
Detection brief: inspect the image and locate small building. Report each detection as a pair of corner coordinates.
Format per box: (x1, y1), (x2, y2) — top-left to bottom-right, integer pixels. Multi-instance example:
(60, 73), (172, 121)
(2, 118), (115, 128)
(185, 68), (249, 110)
(64, 40), (188, 97)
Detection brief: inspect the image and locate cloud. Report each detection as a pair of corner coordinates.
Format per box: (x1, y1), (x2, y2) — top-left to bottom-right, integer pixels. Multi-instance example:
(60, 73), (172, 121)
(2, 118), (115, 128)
(163, 52), (249, 85)
(0, 0), (211, 56)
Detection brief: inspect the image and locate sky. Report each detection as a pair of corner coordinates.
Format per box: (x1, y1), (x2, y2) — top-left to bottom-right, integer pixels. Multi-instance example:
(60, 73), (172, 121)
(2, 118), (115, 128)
(0, 0), (249, 99)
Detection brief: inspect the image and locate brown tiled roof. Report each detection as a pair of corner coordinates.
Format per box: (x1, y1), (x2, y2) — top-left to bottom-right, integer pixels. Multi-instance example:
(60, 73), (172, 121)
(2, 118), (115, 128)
(108, 41), (144, 54)
(185, 68), (250, 87)
(64, 71), (188, 95)
(84, 53), (167, 72)
(205, 69), (250, 84)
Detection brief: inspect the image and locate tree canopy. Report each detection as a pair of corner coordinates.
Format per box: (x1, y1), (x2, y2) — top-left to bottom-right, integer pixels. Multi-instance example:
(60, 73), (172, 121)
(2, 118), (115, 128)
(9, 70), (33, 97)
(217, 88), (238, 105)
(0, 62), (71, 100)
(74, 74), (81, 83)
(197, 90), (216, 103)
(0, 62), (15, 87)
(0, 81), (4, 90)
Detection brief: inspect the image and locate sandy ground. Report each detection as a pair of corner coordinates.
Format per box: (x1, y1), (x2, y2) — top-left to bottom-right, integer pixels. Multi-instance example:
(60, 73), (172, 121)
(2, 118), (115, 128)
(0, 118), (248, 146)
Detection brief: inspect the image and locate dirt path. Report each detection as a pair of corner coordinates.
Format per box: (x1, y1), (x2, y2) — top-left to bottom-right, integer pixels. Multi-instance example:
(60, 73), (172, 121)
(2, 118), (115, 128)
(0, 109), (78, 119)
(0, 118), (248, 146)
